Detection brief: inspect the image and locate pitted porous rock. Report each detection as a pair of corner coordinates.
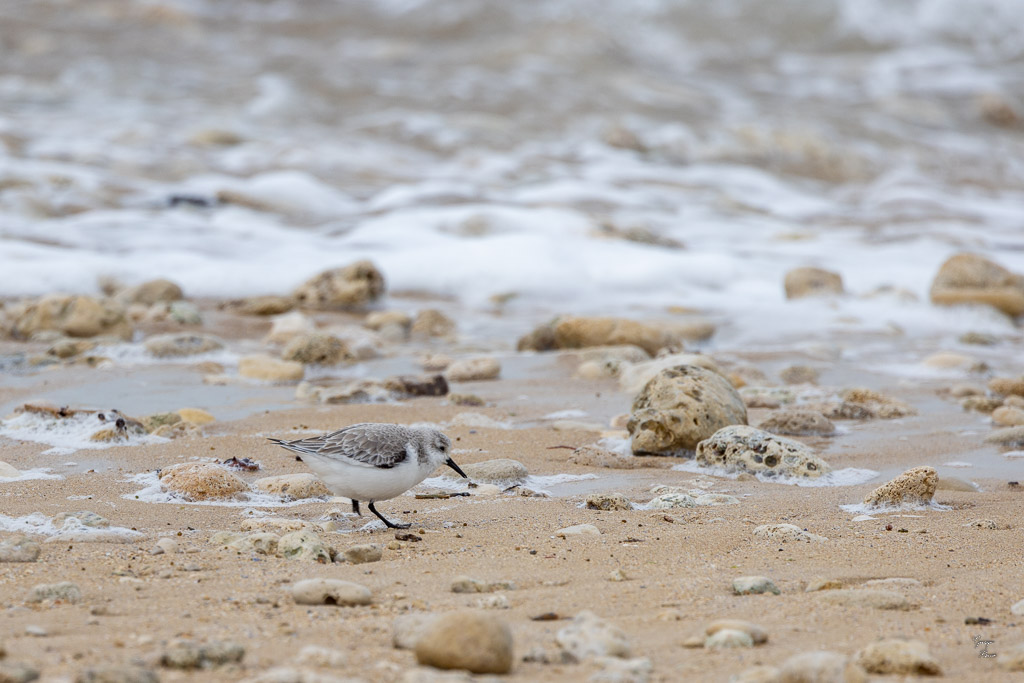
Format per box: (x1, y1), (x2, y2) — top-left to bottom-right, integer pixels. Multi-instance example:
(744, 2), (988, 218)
(628, 365), (748, 456)
(863, 466), (937, 507)
(293, 260), (385, 310)
(757, 409), (836, 436)
(696, 425), (831, 478)
(159, 463), (248, 501)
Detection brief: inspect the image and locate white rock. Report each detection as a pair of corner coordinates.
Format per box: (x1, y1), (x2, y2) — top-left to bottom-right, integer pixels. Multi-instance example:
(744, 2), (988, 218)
(556, 611), (631, 660)
(556, 524), (601, 538)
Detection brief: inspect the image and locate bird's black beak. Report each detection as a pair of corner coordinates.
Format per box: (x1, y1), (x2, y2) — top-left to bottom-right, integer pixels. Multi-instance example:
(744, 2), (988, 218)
(446, 458), (468, 479)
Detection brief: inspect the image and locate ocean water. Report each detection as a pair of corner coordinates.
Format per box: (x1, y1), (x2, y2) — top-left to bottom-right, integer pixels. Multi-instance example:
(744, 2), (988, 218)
(1, 0), (1023, 350)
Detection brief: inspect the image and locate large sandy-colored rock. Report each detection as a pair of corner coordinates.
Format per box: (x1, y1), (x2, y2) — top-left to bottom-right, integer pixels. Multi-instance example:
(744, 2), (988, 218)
(7, 294), (132, 340)
(290, 578), (372, 605)
(293, 260), (385, 310)
(415, 611), (513, 674)
(177, 408), (215, 425)
(776, 651), (868, 683)
(443, 459), (528, 485)
(863, 466), (936, 507)
(445, 357), (500, 382)
(120, 279), (183, 305)
(553, 316), (685, 356)
(556, 611), (631, 660)
(990, 376), (1024, 397)
(696, 425), (831, 478)
(0, 536), (41, 562)
(993, 406), (1024, 426)
(235, 295), (295, 316)
(278, 530), (330, 563)
(758, 409), (835, 436)
(854, 638), (941, 675)
(145, 333), (224, 357)
(281, 333), (351, 365)
(930, 252), (1024, 316)
(411, 309), (456, 338)
(628, 365), (748, 455)
(265, 311), (316, 344)
(26, 581), (82, 604)
(239, 354), (304, 382)
(159, 463), (248, 501)
(784, 267), (844, 299)
(706, 620), (768, 645)
(253, 474), (330, 500)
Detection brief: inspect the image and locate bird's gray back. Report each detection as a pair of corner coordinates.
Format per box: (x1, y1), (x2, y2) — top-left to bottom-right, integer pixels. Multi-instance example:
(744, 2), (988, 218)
(286, 423), (417, 469)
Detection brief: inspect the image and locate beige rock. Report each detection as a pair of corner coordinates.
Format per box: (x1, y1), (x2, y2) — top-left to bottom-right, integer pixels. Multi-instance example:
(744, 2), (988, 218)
(732, 665), (781, 683)
(414, 611), (513, 674)
(628, 365), (748, 455)
(393, 613), (440, 650)
(854, 638), (941, 675)
(556, 611), (630, 660)
(833, 387), (916, 419)
(922, 351), (975, 369)
(0, 461), (20, 478)
(240, 518), (323, 533)
(553, 316), (684, 356)
(985, 426), (1024, 446)
(239, 354), (304, 382)
(776, 651), (868, 683)
(818, 589), (909, 610)
(293, 260), (385, 310)
(8, 294), (132, 340)
(556, 524), (601, 538)
(0, 536), (41, 562)
(47, 338), (96, 358)
(235, 295), (295, 316)
(226, 533), (279, 555)
(753, 524), (827, 543)
(990, 376), (1024, 397)
(445, 357), (500, 382)
(733, 576), (780, 595)
(290, 578), (372, 606)
(863, 466), (936, 507)
(961, 395), (1003, 413)
(26, 581), (82, 604)
(278, 530), (330, 564)
(617, 353), (724, 395)
(145, 333), (224, 357)
(411, 309), (456, 338)
(705, 629), (753, 649)
(383, 374), (449, 397)
(784, 267), (844, 299)
(444, 459), (527, 485)
(993, 406), (1024, 427)
(696, 425), (831, 478)
(176, 408), (215, 425)
(585, 493), (632, 511)
(120, 279), (183, 305)
(253, 474), (330, 500)
(450, 576), (517, 594)
(805, 578), (843, 592)
(281, 333), (351, 365)
(159, 463), (247, 501)
(930, 252), (1024, 316)
(516, 321), (558, 351)
(647, 493), (696, 509)
(706, 620), (768, 645)
(758, 409), (835, 436)
(365, 310), (411, 342)
(265, 311), (316, 345)
(342, 544), (383, 565)
(144, 412), (183, 434)
(779, 365), (819, 385)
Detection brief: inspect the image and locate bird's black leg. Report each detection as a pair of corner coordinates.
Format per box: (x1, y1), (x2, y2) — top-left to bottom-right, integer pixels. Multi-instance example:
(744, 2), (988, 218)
(368, 501), (411, 529)
(351, 499), (361, 516)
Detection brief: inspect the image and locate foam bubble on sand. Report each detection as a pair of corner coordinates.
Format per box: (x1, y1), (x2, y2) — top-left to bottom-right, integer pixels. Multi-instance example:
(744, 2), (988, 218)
(672, 460), (879, 487)
(840, 501), (951, 514)
(123, 472), (326, 508)
(0, 512), (141, 541)
(0, 468), (62, 483)
(543, 409), (588, 420)
(0, 411), (165, 455)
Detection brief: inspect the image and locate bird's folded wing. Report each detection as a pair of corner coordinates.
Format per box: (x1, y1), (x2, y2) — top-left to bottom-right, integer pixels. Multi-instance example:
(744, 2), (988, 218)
(312, 425), (409, 469)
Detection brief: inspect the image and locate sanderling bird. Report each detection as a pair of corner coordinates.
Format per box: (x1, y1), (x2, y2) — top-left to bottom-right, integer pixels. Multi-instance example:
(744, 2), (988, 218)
(268, 423), (467, 529)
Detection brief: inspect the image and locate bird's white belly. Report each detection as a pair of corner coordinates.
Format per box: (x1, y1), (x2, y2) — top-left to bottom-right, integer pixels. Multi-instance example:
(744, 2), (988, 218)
(301, 454), (430, 501)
